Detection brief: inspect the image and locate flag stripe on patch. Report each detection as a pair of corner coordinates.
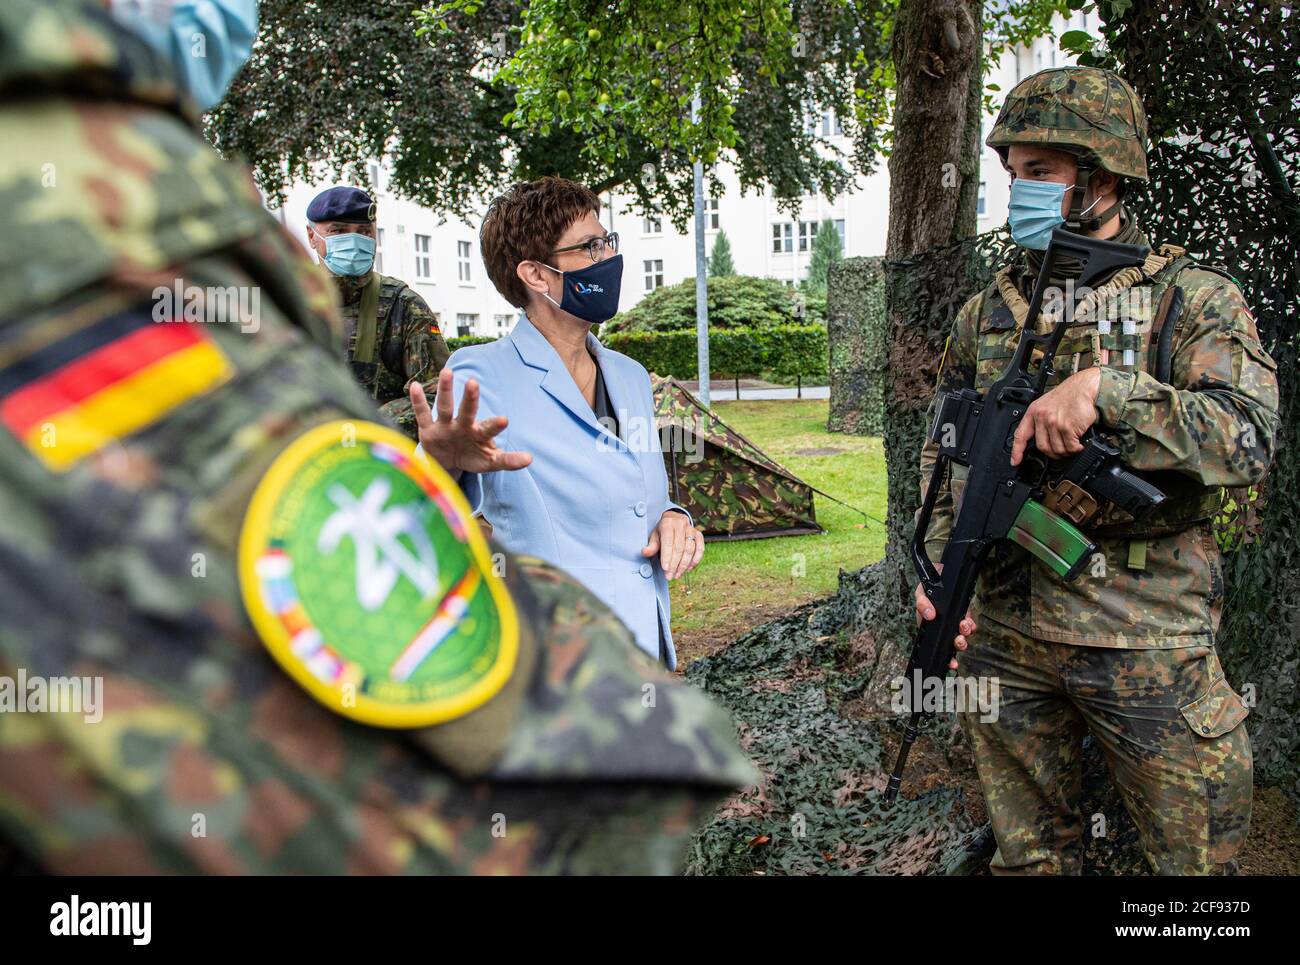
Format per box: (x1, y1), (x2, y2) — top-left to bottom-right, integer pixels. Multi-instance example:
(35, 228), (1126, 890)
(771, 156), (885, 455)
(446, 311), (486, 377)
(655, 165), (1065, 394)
(1, 323), (204, 435)
(0, 309), (233, 472)
(0, 308), (153, 396)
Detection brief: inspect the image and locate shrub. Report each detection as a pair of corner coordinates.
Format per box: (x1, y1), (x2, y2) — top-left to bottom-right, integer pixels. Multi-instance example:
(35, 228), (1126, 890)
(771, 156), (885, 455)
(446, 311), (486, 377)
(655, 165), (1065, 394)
(603, 274), (826, 334)
(602, 325), (827, 381)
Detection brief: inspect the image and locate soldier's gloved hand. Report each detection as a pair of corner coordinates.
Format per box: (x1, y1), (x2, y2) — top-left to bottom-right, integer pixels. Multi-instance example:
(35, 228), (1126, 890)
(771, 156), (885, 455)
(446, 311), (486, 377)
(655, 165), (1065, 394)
(1010, 367), (1102, 464)
(410, 368), (532, 478)
(915, 574), (977, 671)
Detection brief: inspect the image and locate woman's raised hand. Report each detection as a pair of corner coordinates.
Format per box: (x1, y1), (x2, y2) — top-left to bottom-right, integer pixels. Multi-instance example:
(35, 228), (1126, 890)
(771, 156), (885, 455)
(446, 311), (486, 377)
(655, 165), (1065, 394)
(410, 367), (532, 476)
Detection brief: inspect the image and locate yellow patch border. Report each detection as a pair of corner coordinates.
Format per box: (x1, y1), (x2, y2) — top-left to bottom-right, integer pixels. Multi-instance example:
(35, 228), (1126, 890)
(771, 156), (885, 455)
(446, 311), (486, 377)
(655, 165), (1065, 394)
(237, 420), (519, 728)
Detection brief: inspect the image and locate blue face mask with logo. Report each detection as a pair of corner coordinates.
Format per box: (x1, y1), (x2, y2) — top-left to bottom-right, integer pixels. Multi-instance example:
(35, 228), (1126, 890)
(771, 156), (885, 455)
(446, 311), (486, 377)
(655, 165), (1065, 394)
(111, 0), (259, 112)
(322, 232), (376, 277)
(544, 254), (623, 324)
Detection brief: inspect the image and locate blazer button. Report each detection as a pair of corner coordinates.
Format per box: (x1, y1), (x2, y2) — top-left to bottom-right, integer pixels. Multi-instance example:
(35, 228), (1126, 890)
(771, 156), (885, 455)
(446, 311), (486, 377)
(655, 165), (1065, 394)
(634, 500), (647, 517)
(639, 562), (653, 579)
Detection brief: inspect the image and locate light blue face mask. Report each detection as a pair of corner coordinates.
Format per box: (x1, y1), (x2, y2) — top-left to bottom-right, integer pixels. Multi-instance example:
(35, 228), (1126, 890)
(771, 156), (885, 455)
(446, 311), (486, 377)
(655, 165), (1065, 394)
(321, 232), (376, 277)
(1007, 179), (1072, 250)
(1007, 178), (1109, 250)
(111, 0), (259, 112)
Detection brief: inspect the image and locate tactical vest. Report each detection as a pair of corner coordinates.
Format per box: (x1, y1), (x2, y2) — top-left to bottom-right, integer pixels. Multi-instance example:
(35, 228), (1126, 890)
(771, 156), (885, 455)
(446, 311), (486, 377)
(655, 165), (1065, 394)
(971, 245), (1225, 545)
(346, 273), (411, 399)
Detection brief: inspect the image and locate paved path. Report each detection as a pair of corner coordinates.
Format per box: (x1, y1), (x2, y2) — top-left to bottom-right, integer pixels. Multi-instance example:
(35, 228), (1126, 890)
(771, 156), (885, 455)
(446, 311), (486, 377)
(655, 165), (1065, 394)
(677, 381), (830, 401)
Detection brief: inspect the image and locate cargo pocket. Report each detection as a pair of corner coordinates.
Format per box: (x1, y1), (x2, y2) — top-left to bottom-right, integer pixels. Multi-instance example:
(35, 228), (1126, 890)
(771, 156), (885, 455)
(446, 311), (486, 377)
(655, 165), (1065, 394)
(1179, 666), (1253, 866)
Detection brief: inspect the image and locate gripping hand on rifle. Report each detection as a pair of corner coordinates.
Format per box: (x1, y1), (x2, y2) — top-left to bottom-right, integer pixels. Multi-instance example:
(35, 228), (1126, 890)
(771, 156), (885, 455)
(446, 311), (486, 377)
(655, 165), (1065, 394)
(1010, 368), (1102, 464)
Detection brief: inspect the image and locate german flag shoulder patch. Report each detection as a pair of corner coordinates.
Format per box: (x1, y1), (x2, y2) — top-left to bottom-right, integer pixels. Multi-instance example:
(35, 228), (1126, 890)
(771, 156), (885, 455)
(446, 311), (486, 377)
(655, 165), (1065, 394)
(0, 306), (234, 471)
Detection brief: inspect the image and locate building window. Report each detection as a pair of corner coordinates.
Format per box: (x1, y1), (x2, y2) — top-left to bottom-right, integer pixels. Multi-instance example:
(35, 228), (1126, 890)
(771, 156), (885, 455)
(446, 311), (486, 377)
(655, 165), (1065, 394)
(643, 259), (664, 291)
(456, 313), (478, 338)
(977, 181), (987, 216)
(821, 111), (842, 136)
(771, 223), (793, 253)
(706, 198), (720, 230)
(798, 220), (813, 251)
(457, 240), (472, 282)
(368, 162), (382, 193)
(376, 228), (385, 273)
(495, 313), (514, 334)
(834, 219), (846, 247)
(643, 216), (662, 235)
(414, 234), (432, 280)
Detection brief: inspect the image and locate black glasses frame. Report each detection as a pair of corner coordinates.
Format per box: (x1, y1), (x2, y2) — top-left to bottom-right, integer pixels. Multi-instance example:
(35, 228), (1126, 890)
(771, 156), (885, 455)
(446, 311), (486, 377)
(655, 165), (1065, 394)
(551, 232), (619, 263)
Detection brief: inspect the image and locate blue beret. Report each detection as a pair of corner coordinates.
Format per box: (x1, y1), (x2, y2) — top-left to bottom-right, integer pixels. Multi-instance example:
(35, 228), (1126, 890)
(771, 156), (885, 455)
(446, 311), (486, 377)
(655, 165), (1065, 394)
(306, 186), (376, 224)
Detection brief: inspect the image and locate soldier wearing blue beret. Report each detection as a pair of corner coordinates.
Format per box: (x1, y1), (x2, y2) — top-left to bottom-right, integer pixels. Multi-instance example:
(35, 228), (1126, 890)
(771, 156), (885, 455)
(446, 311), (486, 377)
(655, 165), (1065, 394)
(305, 186), (450, 437)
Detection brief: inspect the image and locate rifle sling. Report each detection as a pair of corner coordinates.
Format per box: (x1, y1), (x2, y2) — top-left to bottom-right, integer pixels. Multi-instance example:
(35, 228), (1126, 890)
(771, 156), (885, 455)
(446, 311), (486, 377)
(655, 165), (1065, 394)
(353, 271), (382, 365)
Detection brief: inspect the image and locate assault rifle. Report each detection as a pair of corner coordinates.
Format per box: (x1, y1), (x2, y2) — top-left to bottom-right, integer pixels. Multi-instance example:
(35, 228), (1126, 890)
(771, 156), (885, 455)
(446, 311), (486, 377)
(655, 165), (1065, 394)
(883, 228), (1167, 806)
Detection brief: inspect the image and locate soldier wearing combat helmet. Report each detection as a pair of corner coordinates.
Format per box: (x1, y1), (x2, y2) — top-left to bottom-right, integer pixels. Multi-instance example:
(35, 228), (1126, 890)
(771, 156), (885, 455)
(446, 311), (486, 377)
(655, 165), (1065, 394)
(916, 66), (1279, 875)
(305, 186), (451, 439)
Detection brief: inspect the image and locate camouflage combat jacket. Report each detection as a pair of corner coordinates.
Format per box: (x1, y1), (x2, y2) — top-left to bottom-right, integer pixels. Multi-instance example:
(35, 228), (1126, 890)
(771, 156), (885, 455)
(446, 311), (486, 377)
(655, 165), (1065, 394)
(333, 272), (450, 413)
(0, 0), (754, 874)
(920, 236), (1279, 647)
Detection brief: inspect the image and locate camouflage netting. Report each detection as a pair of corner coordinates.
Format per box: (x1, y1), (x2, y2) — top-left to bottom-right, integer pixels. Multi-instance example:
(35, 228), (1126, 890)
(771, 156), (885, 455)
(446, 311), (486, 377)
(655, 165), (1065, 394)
(685, 562), (1146, 875)
(688, 0), (1298, 873)
(1086, 0), (1300, 805)
(827, 257), (887, 436)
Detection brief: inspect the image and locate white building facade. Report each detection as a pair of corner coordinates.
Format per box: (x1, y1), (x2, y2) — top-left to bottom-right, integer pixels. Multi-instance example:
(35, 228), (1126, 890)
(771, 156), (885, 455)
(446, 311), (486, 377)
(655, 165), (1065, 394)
(266, 13), (1087, 335)
(269, 162), (521, 340)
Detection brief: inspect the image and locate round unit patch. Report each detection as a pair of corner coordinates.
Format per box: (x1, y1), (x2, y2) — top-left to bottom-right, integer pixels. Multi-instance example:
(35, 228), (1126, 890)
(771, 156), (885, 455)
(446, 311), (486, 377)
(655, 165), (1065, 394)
(238, 421), (518, 727)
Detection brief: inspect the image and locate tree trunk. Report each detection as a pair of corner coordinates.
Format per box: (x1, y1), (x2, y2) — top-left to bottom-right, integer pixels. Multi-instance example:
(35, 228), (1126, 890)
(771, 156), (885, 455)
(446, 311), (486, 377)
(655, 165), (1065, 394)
(854, 0), (983, 679)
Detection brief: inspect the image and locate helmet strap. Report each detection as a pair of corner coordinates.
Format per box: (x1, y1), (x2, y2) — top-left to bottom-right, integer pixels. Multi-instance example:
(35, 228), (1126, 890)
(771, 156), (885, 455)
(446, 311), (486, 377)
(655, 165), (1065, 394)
(1065, 161), (1094, 231)
(1066, 161), (1122, 233)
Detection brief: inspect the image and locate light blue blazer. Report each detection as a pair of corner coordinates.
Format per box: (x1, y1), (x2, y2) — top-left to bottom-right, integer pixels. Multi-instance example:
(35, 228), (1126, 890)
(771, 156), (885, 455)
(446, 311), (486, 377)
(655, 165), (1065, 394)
(446, 315), (689, 669)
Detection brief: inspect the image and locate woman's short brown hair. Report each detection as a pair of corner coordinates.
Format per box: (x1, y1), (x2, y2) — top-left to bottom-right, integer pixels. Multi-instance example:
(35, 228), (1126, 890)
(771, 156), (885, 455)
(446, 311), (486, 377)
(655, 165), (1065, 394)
(480, 176), (601, 309)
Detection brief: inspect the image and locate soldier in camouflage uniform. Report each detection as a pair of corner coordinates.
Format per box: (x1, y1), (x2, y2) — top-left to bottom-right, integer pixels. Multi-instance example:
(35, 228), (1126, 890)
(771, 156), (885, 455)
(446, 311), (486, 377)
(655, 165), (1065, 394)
(916, 67), (1279, 875)
(304, 186), (450, 440)
(0, 0), (755, 874)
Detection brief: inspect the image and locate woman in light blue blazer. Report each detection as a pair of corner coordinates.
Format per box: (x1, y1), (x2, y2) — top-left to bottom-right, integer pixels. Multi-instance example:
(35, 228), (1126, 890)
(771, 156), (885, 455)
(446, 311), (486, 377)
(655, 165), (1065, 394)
(409, 178), (703, 669)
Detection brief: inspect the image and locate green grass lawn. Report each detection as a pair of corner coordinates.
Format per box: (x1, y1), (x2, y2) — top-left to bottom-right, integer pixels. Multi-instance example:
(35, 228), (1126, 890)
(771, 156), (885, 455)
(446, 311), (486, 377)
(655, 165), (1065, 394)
(669, 399), (888, 665)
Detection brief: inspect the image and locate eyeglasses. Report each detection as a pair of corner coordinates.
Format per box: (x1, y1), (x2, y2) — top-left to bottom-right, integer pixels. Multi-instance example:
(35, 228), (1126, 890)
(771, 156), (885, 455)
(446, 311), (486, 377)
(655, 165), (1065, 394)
(551, 232), (619, 263)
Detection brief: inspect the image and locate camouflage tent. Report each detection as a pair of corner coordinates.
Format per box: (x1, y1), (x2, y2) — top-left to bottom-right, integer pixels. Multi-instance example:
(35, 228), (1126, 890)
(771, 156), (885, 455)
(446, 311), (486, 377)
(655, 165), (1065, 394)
(651, 375), (824, 540)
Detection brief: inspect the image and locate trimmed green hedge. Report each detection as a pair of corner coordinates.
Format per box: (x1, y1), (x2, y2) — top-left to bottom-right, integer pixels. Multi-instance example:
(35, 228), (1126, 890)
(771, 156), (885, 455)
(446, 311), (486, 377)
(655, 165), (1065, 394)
(603, 275), (827, 334)
(602, 325), (827, 381)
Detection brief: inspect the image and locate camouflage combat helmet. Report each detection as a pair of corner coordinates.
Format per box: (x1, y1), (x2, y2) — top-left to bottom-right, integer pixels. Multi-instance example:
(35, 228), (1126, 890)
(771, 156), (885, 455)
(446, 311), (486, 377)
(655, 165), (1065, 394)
(986, 66), (1148, 181)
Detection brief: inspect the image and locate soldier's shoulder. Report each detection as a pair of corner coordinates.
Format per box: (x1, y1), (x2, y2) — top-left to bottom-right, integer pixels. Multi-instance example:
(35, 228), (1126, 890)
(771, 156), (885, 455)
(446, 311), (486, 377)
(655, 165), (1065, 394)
(1156, 258), (1255, 330)
(498, 554), (758, 789)
(1150, 245), (1242, 293)
(380, 277), (436, 325)
(1171, 264), (1245, 298)
(379, 274), (425, 303)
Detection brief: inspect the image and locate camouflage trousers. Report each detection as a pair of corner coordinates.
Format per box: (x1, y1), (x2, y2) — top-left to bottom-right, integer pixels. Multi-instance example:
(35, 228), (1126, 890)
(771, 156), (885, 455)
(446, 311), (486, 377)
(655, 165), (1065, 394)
(956, 617), (1252, 875)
